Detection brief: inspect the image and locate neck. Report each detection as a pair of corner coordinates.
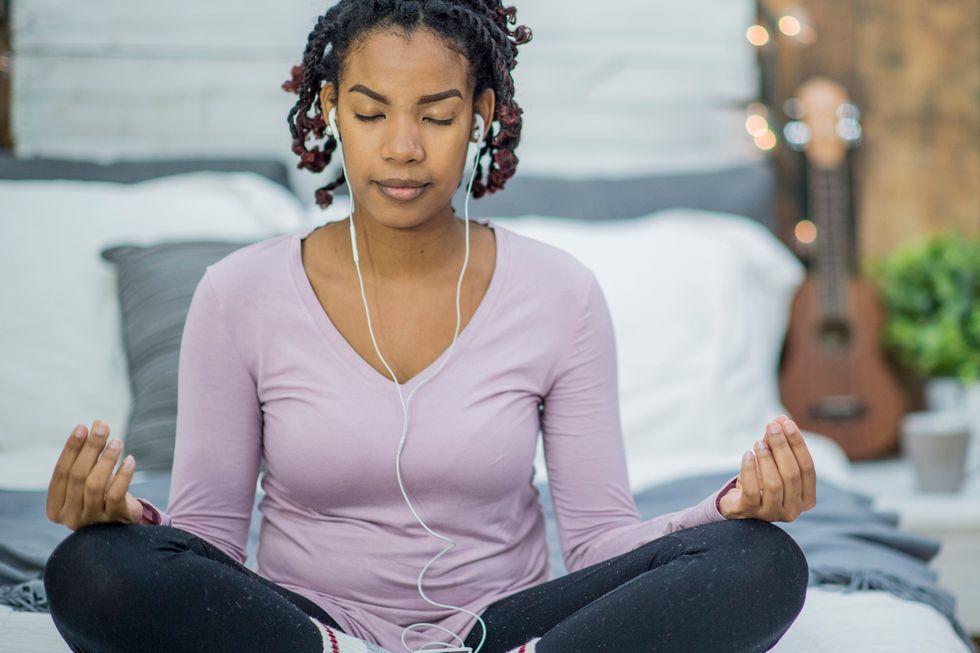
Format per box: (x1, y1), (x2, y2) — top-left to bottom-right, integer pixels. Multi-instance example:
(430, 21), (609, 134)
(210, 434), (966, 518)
(347, 207), (469, 282)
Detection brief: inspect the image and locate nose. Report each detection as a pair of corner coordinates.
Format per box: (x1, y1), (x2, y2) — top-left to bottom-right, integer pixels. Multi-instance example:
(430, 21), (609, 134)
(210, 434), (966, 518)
(380, 116), (425, 164)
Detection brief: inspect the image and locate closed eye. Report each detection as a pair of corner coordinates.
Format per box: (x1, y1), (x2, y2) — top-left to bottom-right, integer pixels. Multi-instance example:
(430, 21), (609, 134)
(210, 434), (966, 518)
(354, 114), (455, 126)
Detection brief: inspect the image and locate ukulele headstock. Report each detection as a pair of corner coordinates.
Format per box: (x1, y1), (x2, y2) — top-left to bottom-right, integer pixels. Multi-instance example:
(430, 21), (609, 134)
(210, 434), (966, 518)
(783, 76), (862, 167)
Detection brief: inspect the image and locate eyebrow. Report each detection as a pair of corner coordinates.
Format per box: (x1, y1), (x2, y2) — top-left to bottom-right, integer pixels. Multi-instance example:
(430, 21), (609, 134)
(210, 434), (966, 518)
(348, 84), (462, 106)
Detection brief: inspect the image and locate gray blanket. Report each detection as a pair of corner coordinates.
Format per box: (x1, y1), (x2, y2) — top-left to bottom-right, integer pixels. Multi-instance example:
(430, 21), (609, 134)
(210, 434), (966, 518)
(538, 471), (975, 653)
(2, 471), (976, 652)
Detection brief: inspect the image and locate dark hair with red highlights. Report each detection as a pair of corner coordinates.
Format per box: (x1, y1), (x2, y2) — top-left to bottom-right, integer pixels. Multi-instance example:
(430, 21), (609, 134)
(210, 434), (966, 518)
(282, 0), (532, 209)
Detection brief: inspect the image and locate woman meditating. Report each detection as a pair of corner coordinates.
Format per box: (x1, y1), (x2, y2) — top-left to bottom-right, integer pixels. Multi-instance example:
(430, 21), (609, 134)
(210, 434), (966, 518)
(43, 1), (816, 651)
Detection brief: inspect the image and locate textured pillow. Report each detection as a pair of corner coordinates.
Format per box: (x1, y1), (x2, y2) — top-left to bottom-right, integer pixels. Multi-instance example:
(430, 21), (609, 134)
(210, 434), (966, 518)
(100, 241), (255, 472)
(450, 162), (776, 229)
(0, 171), (310, 489)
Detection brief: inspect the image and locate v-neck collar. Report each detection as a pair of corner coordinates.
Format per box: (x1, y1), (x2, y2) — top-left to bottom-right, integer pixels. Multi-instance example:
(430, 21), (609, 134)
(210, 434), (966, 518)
(289, 216), (508, 390)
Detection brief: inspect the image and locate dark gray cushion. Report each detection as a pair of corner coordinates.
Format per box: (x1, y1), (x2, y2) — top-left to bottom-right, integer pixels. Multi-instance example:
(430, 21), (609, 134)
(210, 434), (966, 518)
(100, 241), (257, 472)
(448, 161), (776, 231)
(0, 153), (296, 197)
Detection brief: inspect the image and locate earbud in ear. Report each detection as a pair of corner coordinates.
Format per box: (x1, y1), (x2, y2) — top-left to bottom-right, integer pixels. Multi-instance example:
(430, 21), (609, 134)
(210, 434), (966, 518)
(472, 114), (486, 143)
(328, 107), (339, 141)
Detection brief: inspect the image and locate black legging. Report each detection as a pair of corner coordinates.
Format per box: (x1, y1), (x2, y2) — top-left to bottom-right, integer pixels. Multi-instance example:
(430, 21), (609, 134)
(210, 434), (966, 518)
(44, 518), (808, 653)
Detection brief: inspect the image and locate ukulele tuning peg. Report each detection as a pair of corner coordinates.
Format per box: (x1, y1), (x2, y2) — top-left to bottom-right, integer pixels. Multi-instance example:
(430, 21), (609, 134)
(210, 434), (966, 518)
(836, 102), (861, 121)
(783, 120), (811, 151)
(836, 118), (862, 146)
(783, 97), (806, 120)
(835, 102), (862, 147)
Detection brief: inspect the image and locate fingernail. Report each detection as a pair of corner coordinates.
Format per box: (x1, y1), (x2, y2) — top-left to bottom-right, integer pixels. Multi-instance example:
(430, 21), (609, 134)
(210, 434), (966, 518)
(754, 439), (768, 452)
(94, 425), (108, 436)
(743, 450), (754, 461)
(72, 425), (85, 439)
(108, 439), (121, 451)
(767, 422), (780, 435)
(123, 455), (135, 470)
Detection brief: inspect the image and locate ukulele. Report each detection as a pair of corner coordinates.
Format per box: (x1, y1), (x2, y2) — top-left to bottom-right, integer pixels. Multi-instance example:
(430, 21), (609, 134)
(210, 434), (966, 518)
(778, 76), (906, 461)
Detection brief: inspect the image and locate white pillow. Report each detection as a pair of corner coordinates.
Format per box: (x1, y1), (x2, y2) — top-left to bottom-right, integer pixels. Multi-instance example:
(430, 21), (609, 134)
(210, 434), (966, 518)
(494, 209), (805, 483)
(0, 172), (309, 488)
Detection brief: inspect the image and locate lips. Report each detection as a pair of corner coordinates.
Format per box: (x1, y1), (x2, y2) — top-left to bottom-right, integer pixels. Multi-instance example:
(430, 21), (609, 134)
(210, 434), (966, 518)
(375, 181), (429, 201)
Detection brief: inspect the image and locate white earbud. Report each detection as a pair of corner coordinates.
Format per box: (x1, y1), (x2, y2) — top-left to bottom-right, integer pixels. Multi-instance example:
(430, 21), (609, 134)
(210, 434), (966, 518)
(327, 106), (339, 141)
(471, 114), (485, 144)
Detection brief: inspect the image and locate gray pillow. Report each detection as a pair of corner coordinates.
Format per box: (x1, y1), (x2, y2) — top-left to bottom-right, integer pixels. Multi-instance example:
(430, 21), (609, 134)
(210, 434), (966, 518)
(449, 161), (776, 230)
(0, 153), (296, 197)
(100, 240), (256, 472)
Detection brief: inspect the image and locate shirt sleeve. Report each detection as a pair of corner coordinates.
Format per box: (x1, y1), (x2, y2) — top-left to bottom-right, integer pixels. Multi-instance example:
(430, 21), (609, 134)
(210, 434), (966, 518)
(541, 272), (738, 574)
(132, 270), (262, 565)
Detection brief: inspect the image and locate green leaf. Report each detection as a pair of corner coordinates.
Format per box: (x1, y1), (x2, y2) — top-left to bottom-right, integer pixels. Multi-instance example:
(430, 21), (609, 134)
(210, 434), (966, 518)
(872, 232), (980, 383)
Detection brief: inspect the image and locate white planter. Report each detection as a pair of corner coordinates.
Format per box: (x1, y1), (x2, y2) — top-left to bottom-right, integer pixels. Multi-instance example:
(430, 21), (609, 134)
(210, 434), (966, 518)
(921, 377), (980, 480)
(900, 410), (972, 492)
(965, 381), (980, 476)
(923, 376), (967, 412)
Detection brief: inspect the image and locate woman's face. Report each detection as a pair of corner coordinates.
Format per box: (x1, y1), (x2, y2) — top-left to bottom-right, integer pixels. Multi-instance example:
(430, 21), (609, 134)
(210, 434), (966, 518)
(319, 27), (495, 230)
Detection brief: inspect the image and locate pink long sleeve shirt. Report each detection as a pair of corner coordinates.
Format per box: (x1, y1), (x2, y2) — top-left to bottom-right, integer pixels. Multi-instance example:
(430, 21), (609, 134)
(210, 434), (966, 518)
(137, 217), (738, 651)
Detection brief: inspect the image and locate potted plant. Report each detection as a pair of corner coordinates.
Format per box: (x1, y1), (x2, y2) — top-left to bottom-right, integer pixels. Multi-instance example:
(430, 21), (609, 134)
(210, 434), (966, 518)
(870, 230), (980, 414)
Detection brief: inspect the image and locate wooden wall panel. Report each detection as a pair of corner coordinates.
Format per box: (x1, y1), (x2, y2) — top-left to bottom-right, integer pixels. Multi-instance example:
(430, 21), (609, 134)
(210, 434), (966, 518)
(853, 0), (980, 265)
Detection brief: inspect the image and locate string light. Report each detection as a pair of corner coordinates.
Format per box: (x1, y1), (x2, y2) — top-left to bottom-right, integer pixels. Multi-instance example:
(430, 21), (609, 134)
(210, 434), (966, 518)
(746, 24), (771, 47)
(775, 5), (817, 45)
(753, 129), (778, 151)
(746, 114), (769, 138)
(794, 219), (817, 244)
(777, 15), (802, 36)
(797, 24), (817, 45)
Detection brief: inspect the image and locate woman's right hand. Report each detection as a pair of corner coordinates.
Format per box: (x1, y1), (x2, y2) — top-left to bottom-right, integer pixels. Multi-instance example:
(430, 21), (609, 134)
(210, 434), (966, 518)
(46, 420), (145, 531)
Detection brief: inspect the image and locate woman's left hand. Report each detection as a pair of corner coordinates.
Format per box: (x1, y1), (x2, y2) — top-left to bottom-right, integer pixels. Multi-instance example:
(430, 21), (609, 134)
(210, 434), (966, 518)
(718, 415), (817, 522)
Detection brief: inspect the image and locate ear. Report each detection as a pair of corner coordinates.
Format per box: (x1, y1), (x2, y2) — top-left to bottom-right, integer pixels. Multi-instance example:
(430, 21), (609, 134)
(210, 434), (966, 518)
(319, 83), (337, 121)
(473, 87), (495, 140)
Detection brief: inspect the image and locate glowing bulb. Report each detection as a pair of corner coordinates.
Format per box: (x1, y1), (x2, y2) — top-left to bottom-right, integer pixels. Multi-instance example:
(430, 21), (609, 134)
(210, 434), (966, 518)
(795, 220), (817, 244)
(746, 25), (770, 47)
(745, 114), (769, 138)
(747, 102), (769, 118)
(798, 25), (818, 44)
(753, 129), (778, 151)
(778, 15), (802, 36)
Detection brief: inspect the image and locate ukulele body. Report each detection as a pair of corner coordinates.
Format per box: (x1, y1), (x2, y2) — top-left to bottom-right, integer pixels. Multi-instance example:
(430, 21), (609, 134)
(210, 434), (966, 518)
(779, 275), (905, 460)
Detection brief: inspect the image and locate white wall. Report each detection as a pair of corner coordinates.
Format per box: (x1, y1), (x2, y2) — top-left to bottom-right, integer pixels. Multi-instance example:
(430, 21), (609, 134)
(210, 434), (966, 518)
(11, 0), (760, 187)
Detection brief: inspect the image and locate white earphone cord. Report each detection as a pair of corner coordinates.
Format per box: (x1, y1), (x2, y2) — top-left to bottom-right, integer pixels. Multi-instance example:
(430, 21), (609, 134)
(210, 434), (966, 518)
(329, 108), (488, 653)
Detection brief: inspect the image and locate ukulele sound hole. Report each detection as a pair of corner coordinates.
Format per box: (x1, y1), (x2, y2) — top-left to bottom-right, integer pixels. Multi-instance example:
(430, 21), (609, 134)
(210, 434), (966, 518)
(819, 318), (852, 354)
(808, 396), (868, 422)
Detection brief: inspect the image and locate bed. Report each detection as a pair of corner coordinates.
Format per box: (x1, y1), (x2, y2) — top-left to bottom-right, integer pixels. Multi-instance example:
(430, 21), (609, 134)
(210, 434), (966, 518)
(0, 154), (974, 652)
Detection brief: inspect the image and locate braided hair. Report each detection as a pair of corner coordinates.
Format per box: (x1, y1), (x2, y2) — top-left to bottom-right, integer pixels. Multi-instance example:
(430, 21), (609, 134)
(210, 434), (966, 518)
(282, 0), (533, 209)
